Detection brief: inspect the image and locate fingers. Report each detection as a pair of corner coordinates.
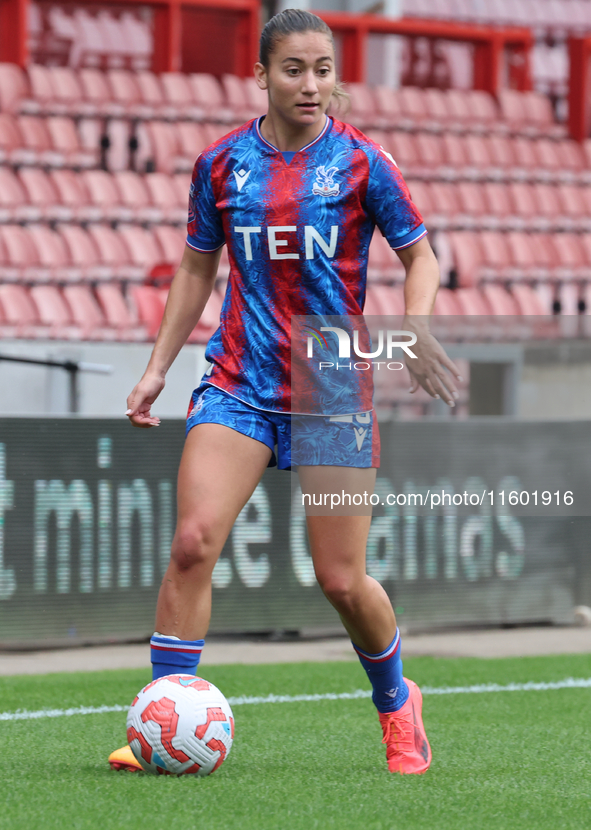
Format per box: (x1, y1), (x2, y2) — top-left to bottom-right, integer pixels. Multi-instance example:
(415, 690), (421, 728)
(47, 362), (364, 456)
(125, 407), (161, 429)
(438, 353), (463, 382)
(407, 362), (459, 406)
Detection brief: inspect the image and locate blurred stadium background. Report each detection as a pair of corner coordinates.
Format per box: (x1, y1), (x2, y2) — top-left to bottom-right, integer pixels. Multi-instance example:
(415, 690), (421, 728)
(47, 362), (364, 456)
(0, 0), (590, 647)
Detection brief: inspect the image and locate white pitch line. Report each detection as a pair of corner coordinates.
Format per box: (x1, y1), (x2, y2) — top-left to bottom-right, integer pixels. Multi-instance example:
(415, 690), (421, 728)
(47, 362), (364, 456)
(1, 678), (590, 723)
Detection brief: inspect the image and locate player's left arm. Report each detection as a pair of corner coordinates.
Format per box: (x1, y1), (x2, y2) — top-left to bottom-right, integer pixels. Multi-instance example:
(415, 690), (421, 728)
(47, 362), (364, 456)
(396, 236), (462, 406)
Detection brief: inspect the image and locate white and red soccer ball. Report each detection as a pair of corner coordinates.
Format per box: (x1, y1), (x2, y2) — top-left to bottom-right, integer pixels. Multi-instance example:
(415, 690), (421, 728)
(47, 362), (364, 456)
(126, 674), (234, 776)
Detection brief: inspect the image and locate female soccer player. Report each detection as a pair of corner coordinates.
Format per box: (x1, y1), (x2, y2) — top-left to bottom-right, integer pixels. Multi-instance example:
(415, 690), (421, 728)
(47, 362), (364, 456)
(109, 9), (460, 775)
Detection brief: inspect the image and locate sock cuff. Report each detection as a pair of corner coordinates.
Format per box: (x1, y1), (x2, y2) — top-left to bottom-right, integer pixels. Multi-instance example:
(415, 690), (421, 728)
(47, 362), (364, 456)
(150, 634), (205, 656)
(352, 629), (400, 663)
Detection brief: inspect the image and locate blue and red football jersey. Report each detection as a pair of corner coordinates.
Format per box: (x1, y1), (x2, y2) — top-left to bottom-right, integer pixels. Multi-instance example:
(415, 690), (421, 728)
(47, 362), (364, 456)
(187, 115), (426, 413)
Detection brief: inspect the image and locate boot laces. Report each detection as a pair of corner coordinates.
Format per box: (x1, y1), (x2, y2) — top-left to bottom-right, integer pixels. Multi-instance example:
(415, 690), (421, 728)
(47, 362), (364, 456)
(381, 710), (414, 757)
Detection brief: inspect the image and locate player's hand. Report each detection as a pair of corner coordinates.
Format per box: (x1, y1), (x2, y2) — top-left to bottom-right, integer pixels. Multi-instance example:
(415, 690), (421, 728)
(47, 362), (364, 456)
(126, 373), (165, 428)
(404, 327), (462, 407)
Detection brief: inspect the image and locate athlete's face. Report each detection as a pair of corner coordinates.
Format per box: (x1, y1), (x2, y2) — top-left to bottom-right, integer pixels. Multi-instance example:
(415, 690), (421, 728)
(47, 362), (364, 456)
(255, 32), (336, 129)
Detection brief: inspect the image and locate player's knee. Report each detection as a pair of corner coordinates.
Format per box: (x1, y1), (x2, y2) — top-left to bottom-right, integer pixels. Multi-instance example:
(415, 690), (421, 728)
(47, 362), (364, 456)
(170, 521), (217, 572)
(316, 572), (360, 613)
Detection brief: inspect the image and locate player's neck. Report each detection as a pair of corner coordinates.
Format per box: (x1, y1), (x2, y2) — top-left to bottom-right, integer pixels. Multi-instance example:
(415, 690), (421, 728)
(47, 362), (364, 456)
(259, 112), (327, 152)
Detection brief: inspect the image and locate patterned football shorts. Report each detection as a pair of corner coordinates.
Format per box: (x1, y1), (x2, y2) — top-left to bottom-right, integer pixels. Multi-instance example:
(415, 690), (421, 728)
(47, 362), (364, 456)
(186, 384), (380, 470)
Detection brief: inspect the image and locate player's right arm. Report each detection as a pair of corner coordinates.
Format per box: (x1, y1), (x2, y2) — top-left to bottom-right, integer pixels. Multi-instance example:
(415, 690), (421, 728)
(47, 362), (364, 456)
(126, 244), (222, 428)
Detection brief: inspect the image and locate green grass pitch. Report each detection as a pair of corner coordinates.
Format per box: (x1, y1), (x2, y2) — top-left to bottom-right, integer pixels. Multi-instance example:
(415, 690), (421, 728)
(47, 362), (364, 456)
(1, 653), (590, 830)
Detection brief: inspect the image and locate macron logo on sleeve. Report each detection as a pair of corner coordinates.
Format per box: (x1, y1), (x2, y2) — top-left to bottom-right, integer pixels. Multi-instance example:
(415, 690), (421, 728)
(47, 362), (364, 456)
(233, 169), (251, 192)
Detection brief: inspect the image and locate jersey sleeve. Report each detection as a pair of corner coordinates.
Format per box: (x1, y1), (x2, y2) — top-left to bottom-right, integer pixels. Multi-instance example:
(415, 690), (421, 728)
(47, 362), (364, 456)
(186, 153), (225, 252)
(363, 144), (427, 250)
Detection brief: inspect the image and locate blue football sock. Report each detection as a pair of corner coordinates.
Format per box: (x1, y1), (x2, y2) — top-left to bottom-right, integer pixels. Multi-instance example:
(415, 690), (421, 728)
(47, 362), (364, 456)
(352, 629), (409, 713)
(150, 632), (204, 681)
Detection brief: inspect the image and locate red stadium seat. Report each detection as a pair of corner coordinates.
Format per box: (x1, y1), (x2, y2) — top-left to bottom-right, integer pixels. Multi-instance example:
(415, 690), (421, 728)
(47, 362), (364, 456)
(129, 284), (166, 338)
(508, 182), (538, 221)
(62, 285), (114, 340)
(189, 74), (232, 122)
(87, 224), (143, 281)
(49, 169), (101, 222)
(27, 224), (81, 282)
(16, 115), (65, 166)
(0, 62), (32, 113)
(483, 182), (513, 222)
(143, 120), (179, 174)
(448, 231), (483, 287)
(506, 231), (538, 278)
(0, 113), (37, 165)
(535, 138), (562, 172)
(189, 288), (223, 343)
(387, 132), (418, 170)
(485, 135), (515, 169)
(175, 122), (206, 171)
(144, 173), (185, 222)
(456, 181), (488, 221)
(531, 183), (561, 223)
(510, 284), (548, 316)
(0, 167), (39, 223)
(444, 89), (472, 128)
(153, 225), (186, 265)
(222, 74), (255, 121)
(372, 86), (402, 129)
(135, 70), (175, 119)
(556, 184), (588, 225)
(556, 139), (585, 172)
(466, 90), (498, 128)
(118, 225), (165, 271)
(511, 136), (540, 171)
(548, 232), (588, 278)
(113, 170), (163, 223)
(81, 170), (132, 223)
(79, 68), (125, 118)
(522, 91), (560, 135)
(173, 172), (191, 206)
(27, 64), (58, 114)
(345, 82), (378, 129)
(160, 72), (203, 120)
(0, 284), (48, 337)
(46, 116), (97, 167)
(429, 182), (460, 227)
(57, 224), (114, 281)
(453, 288), (490, 315)
(479, 231), (512, 280)
(46, 66), (95, 118)
(407, 180), (433, 220)
(17, 167), (72, 222)
(480, 284), (519, 315)
(497, 89), (528, 132)
(424, 87), (449, 128)
(95, 283), (146, 340)
(367, 232), (391, 281)
(29, 284), (83, 339)
(442, 133), (468, 169)
(398, 87), (428, 126)
(364, 284), (405, 317)
(433, 287), (462, 315)
(464, 134), (492, 170)
(106, 69), (152, 119)
(414, 133), (445, 174)
(0, 224), (51, 282)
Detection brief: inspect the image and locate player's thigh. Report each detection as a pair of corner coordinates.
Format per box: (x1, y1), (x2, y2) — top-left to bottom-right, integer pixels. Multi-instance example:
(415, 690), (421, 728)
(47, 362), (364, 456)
(300, 465), (376, 580)
(176, 422), (273, 543)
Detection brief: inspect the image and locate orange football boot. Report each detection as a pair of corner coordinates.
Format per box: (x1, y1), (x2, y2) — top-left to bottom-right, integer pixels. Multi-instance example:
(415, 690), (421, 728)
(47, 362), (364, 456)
(378, 678), (432, 774)
(108, 745), (143, 772)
